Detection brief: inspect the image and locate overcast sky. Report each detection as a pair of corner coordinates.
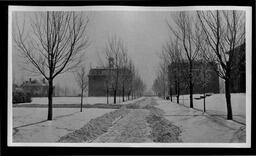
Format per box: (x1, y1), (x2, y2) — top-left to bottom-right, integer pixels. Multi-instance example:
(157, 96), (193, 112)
(12, 10), (174, 92)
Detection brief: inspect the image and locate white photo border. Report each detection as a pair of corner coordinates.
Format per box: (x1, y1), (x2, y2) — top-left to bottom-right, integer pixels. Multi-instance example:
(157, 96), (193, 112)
(8, 5), (252, 148)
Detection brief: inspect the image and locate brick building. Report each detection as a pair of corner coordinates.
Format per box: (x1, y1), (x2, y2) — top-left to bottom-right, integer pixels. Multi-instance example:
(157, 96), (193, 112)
(88, 58), (132, 97)
(88, 68), (110, 96)
(230, 43), (245, 93)
(219, 43), (246, 93)
(88, 67), (131, 97)
(168, 61), (220, 95)
(168, 43), (245, 95)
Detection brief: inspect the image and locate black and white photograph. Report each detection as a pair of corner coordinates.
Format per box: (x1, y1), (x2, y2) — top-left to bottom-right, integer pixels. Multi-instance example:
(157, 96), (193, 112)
(8, 5), (252, 148)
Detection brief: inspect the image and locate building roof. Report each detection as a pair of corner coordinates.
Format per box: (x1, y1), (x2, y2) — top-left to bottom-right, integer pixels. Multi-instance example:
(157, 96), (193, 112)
(21, 79), (48, 87)
(88, 67), (131, 76)
(88, 68), (112, 76)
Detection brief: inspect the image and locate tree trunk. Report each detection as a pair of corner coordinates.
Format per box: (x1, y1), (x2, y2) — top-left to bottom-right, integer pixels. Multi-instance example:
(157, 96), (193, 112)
(80, 89), (83, 112)
(106, 86), (109, 104)
(122, 82), (125, 102)
(225, 77), (233, 120)
(169, 85), (172, 101)
(203, 92), (206, 112)
(177, 81), (180, 104)
(47, 79), (53, 120)
(189, 63), (193, 108)
(175, 80), (179, 104)
(163, 82), (166, 98)
(203, 70), (206, 112)
(114, 89), (117, 104)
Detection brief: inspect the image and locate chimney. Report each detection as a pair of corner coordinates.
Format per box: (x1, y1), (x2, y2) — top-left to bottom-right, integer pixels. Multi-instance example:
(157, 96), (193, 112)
(108, 57), (114, 68)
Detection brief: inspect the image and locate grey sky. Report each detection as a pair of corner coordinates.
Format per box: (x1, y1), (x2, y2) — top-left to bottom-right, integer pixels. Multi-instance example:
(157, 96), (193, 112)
(12, 11), (174, 92)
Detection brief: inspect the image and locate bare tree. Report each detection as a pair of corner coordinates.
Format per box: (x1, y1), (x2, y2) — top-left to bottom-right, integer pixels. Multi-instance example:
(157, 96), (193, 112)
(195, 59), (213, 112)
(14, 12), (90, 120)
(161, 38), (185, 103)
(102, 57), (114, 104)
(127, 59), (135, 100)
(104, 68), (110, 104)
(152, 66), (166, 98)
(74, 66), (88, 112)
(104, 36), (128, 104)
(168, 12), (203, 108)
(197, 10), (245, 120)
(158, 62), (169, 98)
(132, 70), (146, 98)
(152, 73), (164, 97)
(119, 51), (129, 102)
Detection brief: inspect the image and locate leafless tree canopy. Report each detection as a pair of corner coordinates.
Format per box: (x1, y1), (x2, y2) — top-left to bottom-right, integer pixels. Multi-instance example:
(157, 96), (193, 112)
(102, 36), (145, 102)
(197, 10), (245, 79)
(14, 11), (90, 120)
(104, 36), (126, 92)
(168, 12), (203, 63)
(167, 11), (205, 108)
(14, 11), (90, 80)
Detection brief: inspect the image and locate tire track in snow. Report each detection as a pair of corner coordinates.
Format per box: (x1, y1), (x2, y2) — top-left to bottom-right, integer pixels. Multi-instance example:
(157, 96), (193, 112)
(93, 109), (152, 143)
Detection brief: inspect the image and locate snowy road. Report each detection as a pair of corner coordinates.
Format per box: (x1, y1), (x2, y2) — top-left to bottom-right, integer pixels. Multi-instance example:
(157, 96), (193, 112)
(92, 97), (245, 143)
(93, 109), (152, 143)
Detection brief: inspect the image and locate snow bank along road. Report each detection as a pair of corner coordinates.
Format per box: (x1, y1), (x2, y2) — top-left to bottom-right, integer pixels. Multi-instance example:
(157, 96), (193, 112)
(13, 108), (115, 142)
(12, 97), (144, 142)
(59, 97), (182, 143)
(155, 97), (245, 142)
(171, 93), (245, 124)
(12, 97), (245, 143)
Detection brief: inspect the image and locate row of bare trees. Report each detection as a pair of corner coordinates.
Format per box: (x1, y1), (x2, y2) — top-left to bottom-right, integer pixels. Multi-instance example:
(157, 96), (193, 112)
(103, 36), (146, 104)
(153, 10), (245, 120)
(197, 10), (245, 120)
(14, 11), (146, 120)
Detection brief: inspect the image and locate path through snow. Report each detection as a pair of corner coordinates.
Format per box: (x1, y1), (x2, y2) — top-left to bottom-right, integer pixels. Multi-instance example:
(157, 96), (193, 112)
(93, 109), (152, 143)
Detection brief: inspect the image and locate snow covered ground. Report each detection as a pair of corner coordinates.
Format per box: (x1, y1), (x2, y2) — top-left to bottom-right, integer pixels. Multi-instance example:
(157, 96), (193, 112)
(21, 96), (141, 105)
(12, 97), (145, 142)
(12, 96), (246, 144)
(155, 97), (245, 143)
(170, 93), (245, 124)
(13, 108), (115, 142)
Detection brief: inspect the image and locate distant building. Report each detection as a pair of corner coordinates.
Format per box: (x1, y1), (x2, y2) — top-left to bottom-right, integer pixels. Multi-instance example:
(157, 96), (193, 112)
(88, 57), (131, 97)
(219, 43), (245, 93)
(168, 61), (220, 95)
(230, 43), (245, 93)
(88, 68), (111, 96)
(21, 78), (55, 97)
